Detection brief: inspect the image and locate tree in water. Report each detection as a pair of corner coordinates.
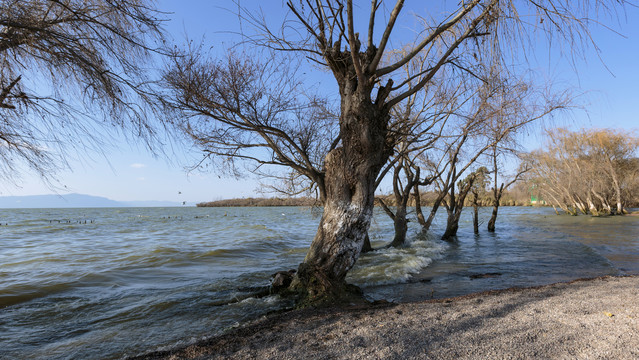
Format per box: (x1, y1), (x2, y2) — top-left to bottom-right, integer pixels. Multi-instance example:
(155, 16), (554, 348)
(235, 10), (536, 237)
(161, 1), (628, 305)
(416, 67), (556, 237)
(486, 150), (530, 232)
(377, 157), (422, 248)
(442, 167), (488, 240)
(470, 167), (490, 234)
(0, 0), (164, 183)
(375, 71), (451, 248)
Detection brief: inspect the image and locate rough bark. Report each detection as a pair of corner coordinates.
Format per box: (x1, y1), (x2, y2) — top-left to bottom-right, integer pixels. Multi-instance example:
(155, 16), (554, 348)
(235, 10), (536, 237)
(487, 199), (499, 231)
(487, 183), (503, 232)
(291, 48), (393, 305)
(292, 147), (381, 305)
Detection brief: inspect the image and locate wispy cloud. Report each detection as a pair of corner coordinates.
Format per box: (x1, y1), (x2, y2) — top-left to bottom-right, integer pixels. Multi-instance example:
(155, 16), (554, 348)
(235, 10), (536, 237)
(136, 177), (146, 181)
(130, 163), (146, 169)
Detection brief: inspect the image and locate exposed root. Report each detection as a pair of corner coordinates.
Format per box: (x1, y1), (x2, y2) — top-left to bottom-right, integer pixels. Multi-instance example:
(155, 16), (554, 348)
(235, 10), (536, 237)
(274, 263), (368, 308)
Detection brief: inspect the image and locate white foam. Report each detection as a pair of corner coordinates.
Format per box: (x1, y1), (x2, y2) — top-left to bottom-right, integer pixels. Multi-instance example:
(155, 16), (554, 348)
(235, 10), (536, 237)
(347, 239), (449, 286)
(237, 294), (281, 306)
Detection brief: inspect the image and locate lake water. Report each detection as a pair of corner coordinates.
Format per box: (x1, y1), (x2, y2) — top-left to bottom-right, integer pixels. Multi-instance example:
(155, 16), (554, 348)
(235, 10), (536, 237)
(1, 206), (638, 359)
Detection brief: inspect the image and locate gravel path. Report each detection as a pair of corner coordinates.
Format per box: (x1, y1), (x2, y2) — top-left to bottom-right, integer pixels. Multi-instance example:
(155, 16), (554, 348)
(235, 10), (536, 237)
(134, 276), (639, 360)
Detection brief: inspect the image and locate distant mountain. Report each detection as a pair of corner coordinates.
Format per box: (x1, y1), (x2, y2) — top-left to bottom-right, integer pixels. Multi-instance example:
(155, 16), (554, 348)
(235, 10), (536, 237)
(0, 193), (182, 208)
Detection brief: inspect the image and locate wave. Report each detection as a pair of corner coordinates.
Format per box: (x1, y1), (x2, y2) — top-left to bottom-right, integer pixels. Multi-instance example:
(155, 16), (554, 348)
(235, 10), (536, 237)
(347, 239), (448, 287)
(0, 282), (74, 308)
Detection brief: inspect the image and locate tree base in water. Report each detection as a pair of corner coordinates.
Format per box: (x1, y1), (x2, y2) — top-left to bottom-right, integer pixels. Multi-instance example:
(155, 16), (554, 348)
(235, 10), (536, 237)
(272, 263), (367, 308)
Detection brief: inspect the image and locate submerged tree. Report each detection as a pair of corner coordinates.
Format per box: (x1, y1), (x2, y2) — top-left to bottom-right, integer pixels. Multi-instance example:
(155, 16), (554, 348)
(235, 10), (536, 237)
(162, 1), (627, 305)
(470, 166), (490, 234)
(486, 148), (530, 232)
(377, 157), (420, 248)
(416, 65), (563, 239)
(0, 0), (164, 184)
(442, 166), (488, 240)
(375, 66), (453, 248)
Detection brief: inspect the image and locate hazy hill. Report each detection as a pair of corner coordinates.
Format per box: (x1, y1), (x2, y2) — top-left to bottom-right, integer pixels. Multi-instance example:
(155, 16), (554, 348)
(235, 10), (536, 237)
(0, 194), (182, 208)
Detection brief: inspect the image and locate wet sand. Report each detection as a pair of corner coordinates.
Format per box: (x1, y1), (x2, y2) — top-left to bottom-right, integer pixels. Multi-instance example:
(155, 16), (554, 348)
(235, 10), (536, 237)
(134, 276), (639, 359)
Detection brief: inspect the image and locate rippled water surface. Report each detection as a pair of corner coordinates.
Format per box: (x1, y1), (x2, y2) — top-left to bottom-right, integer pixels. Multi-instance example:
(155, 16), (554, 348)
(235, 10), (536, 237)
(1, 206), (638, 359)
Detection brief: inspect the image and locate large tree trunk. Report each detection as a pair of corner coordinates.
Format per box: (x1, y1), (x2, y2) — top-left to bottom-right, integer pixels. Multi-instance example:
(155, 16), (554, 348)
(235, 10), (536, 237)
(294, 147), (381, 305)
(472, 192), (479, 234)
(291, 70), (392, 305)
(487, 152), (499, 232)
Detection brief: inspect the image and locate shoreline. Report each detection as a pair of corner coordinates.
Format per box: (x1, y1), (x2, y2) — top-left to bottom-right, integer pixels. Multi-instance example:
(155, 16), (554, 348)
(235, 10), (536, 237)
(132, 275), (639, 359)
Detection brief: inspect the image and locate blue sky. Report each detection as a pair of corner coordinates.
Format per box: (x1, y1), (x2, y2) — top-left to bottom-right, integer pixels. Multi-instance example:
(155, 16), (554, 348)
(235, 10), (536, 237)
(2, 1), (638, 203)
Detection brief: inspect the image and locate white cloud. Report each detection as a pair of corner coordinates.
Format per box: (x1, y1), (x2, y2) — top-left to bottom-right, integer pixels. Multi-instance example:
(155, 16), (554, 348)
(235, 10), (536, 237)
(130, 163), (146, 169)
(136, 177), (146, 181)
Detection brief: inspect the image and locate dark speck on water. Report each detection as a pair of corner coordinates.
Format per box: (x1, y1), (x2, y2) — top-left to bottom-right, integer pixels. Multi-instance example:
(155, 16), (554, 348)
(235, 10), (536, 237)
(0, 206), (637, 359)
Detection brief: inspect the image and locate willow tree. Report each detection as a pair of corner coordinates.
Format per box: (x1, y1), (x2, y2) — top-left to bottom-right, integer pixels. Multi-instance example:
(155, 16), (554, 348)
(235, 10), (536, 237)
(162, 0), (625, 304)
(524, 128), (639, 215)
(0, 0), (164, 184)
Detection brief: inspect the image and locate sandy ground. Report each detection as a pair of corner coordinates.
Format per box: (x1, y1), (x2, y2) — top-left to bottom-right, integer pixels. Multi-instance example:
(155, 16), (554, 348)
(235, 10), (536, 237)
(134, 276), (639, 360)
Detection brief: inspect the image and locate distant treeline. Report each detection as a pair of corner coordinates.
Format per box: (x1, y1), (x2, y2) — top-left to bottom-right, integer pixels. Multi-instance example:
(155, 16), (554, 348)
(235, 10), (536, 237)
(198, 186), (532, 208)
(197, 197), (317, 207)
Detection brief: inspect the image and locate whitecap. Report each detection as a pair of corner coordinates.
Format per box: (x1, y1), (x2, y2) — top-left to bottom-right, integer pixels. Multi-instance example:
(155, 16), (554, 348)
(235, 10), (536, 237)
(347, 239), (449, 286)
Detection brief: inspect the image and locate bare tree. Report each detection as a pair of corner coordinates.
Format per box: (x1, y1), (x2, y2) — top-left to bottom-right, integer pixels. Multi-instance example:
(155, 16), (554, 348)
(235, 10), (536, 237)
(162, 0), (627, 305)
(418, 67), (566, 239)
(376, 158), (420, 248)
(0, 0), (164, 184)
(441, 166), (486, 240)
(374, 68), (452, 248)
(486, 148), (530, 232)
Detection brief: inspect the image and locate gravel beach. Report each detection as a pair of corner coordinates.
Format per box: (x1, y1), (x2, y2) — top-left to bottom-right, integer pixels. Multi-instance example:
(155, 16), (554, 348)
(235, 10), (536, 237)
(135, 276), (639, 359)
